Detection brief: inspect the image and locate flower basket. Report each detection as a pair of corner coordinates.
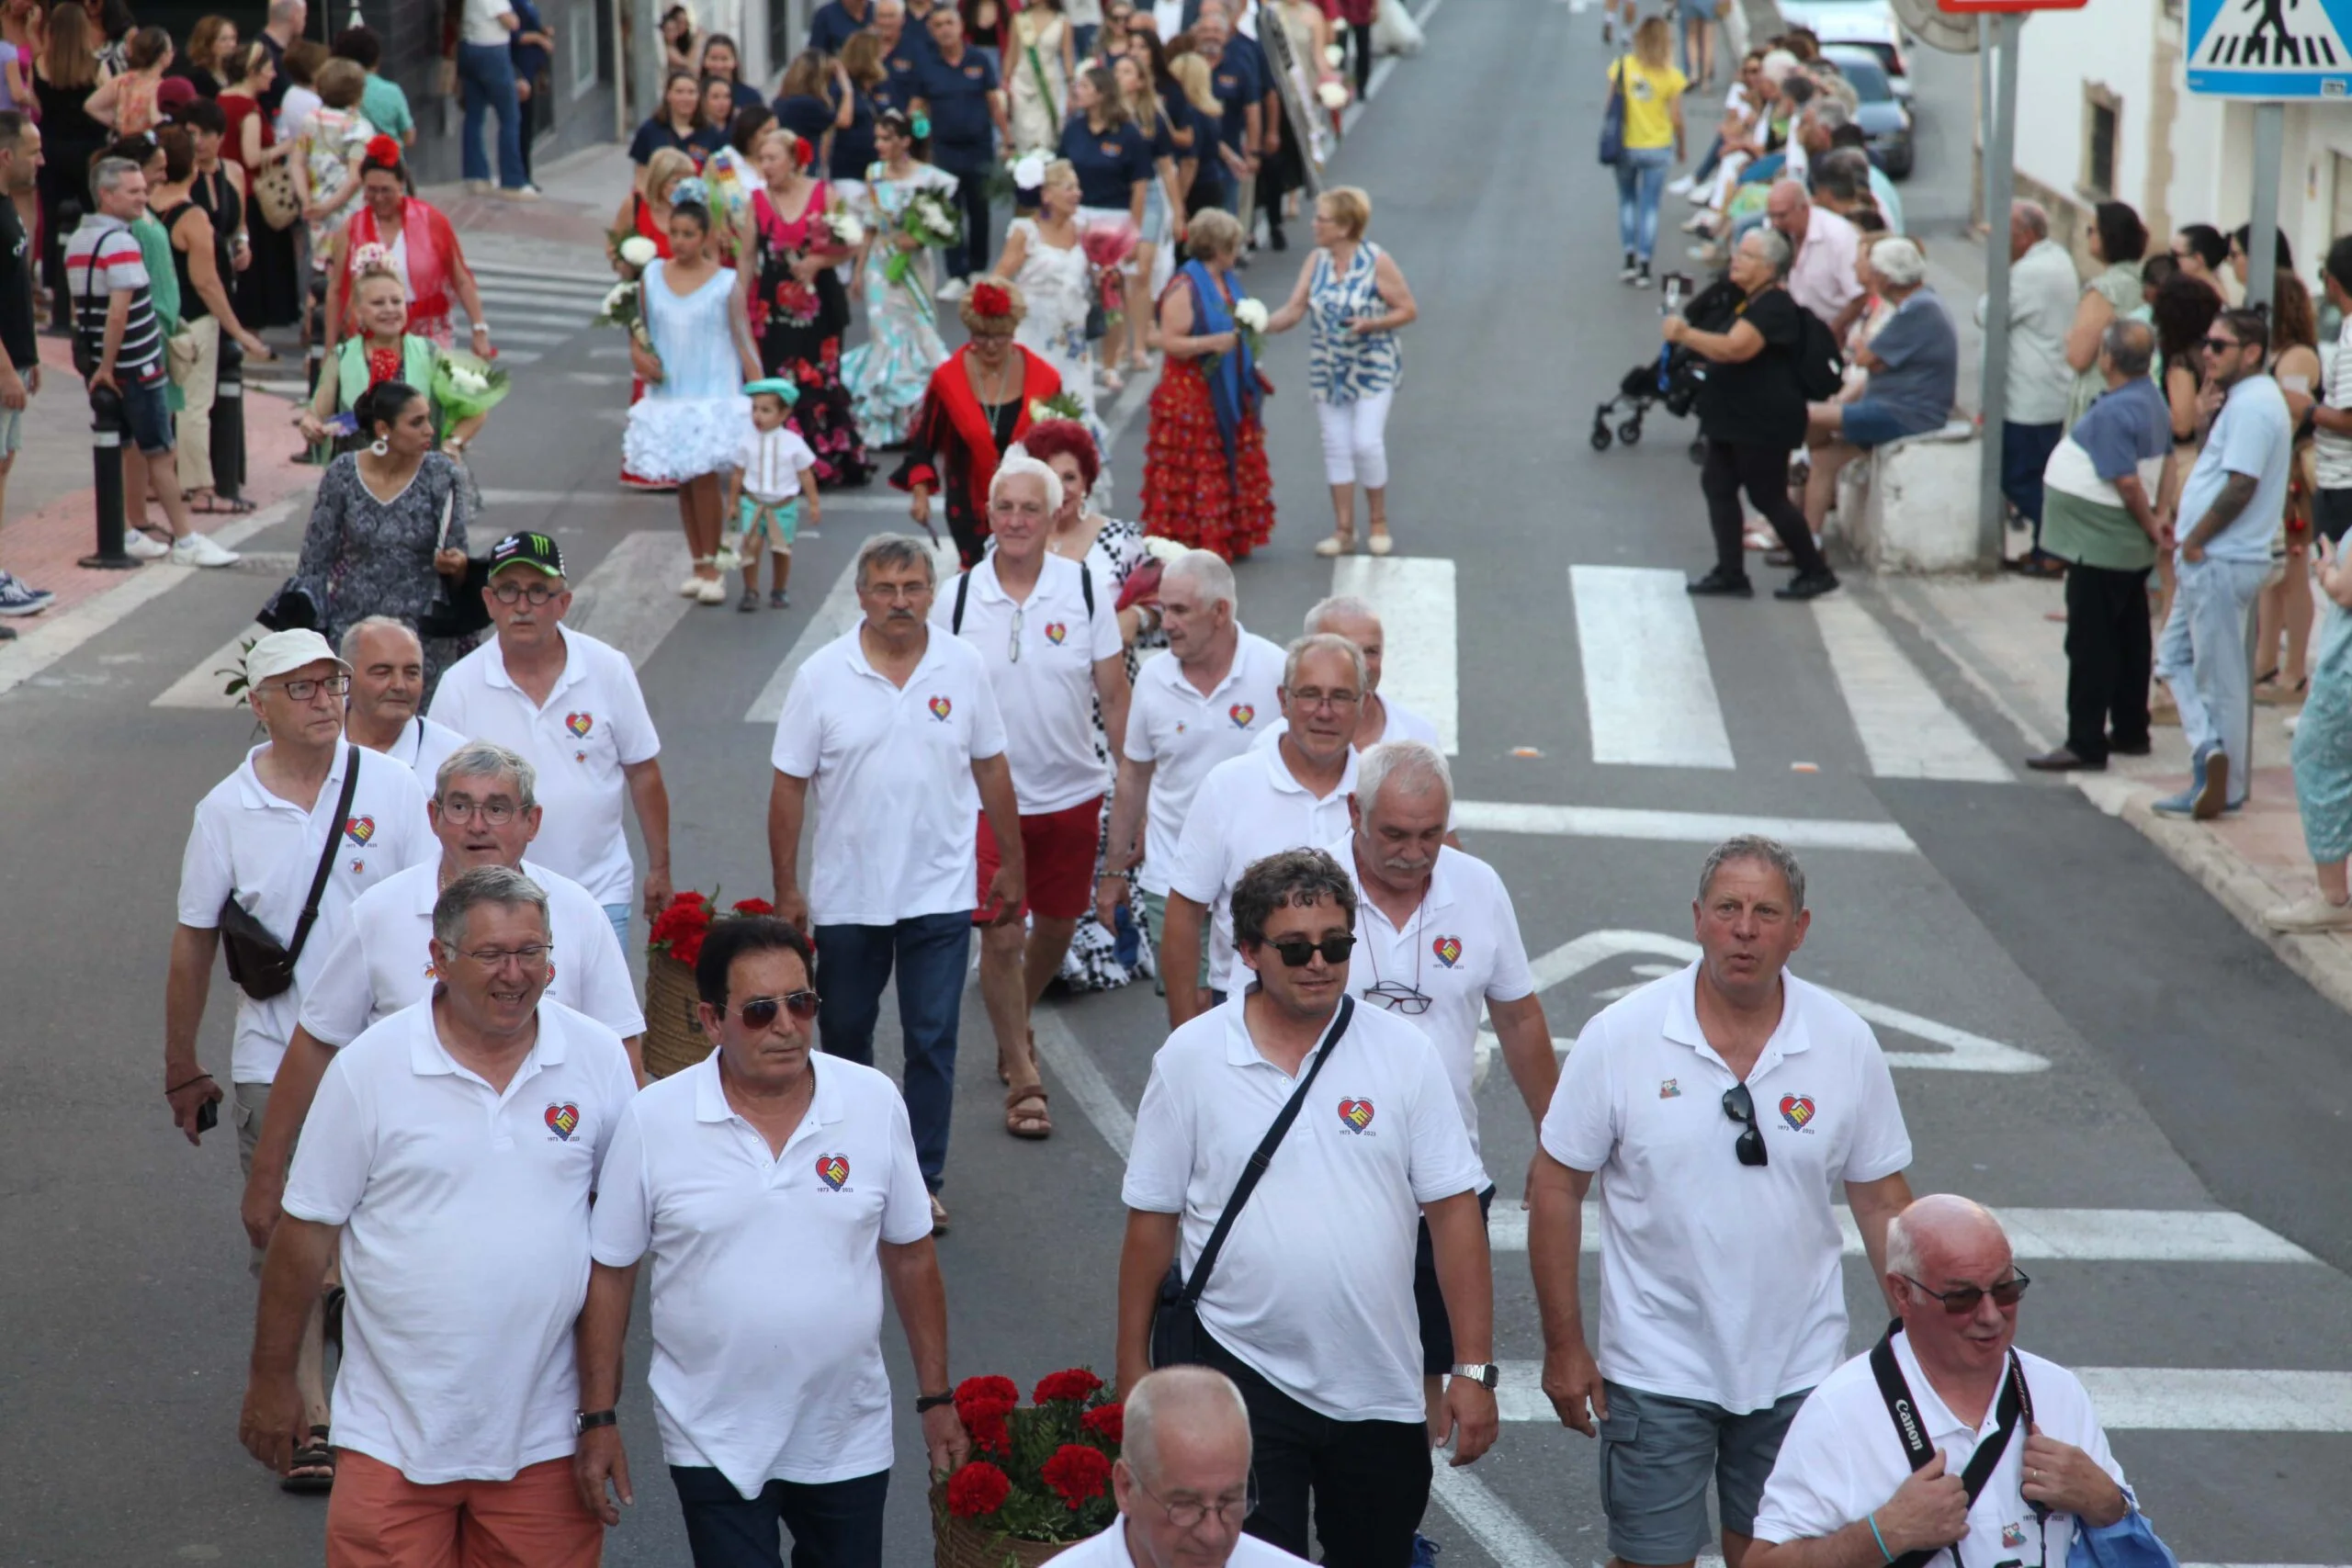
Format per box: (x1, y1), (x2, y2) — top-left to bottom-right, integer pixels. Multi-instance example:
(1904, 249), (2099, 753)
(642, 950), (708, 1078)
(932, 1486), (1083, 1568)
(931, 1371), (1123, 1568)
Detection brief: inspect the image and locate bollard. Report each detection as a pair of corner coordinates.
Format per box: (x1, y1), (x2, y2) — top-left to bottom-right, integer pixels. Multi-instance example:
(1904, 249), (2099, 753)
(211, 333), (247, 502)
(79, 384), (138, 569)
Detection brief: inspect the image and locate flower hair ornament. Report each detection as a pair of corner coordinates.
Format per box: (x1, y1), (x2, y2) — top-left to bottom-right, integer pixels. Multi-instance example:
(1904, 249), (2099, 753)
(671, 175), (711, 208)
(786, 130), (815, 170)
(363, 134), (402, 171)
(967, 279), (1016, 321)
(348, 242), (391, 276)
(1011, 152), (1047, 199)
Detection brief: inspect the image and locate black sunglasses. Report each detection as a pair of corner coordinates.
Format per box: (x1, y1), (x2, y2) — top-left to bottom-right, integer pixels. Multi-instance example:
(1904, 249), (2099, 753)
(1263, 934), (1356, 968)
(1722, 1082), (1769, 1167)
(1899, 1270), (2031, 1314)
(2201, 334), (2240, 354)
(728, 991), (821, 1029)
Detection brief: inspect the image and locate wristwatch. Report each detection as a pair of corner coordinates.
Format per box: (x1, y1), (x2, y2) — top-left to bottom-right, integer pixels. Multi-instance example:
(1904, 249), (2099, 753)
(913, 1391), (956, 1413)
(1449, 1362), (1500, 1391)
(575, 1408), (618, 1433)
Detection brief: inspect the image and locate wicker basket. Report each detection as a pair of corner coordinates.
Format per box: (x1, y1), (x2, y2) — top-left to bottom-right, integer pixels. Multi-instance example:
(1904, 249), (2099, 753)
(931, 1486), (1085, 1568)
(641, 952), (712, 1078)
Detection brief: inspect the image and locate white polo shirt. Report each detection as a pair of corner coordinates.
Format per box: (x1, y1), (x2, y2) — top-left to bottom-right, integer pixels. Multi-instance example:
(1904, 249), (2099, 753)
(1540, 963), (1913, 1414)
(933, 552), (1122, 815)
(772, 626), (1008, 926)
(1164, 741), (1358, 983)
(427, 626), (661, 908)
(1328, 838), (1535, 1188)
(375, 714), (469, 785)
(1250, 696), (1442, 755)
(281, 998), (639, 1484)
(1052, 1518), (1312, 1568)
(1122, 994), (1484, 1423)
(297, 857), (647, 1047)
(1755, 1332), (2128, 1566)
(1122, 629), (1285, 896)
(590, 1052), (933, 1497)
(175, 744), (434, 1083)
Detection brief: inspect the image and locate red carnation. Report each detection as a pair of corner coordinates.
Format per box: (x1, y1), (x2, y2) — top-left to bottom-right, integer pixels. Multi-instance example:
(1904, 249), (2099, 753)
(956, 1374), (1019, 1405)
(730, 897), (775, 916)
(955, 1374), (1020, 1456)
(1033, 1368), (1105, 1405)
(364, 134), (401, 169)
(1080, 1403), (1123, 1447)
(1041, 1443), (1113, 1510)
(967, 279), (1014, 319)
(945, 1461), (1012, 1518)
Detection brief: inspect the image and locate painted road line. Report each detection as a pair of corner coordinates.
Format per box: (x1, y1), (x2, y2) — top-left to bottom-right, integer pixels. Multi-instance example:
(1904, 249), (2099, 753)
(468, 261), (625, 290)
(473, 277), (616, 301)
(1453, 800), (1917, 854)
(1571, 565), (1734, 770)
(564, 531), (699, 668)
(1485, 1205), (2316, 1263)
(153, 622), (267, 709)
(1425, 1467), (1573, 1568)
(476, 327), (572, 347)
(1334, 555), (1458, 755)
(741, 539), (962, 723)
(1031, 1009), (1136, 1158)
(1813, 597), (2010, 783)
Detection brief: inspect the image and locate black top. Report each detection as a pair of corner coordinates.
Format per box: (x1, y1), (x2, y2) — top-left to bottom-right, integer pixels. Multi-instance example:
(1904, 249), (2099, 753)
(190, 167), (242, 289)
(1695, 286), (1808, 449)
(160, 200), (207, 321)
(34, 73), (108, 180)
(0, 198), (34, 369)
(256, 28), (290, 114)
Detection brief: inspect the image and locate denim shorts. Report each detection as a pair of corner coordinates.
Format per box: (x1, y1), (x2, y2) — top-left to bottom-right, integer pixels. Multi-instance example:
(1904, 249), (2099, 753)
(1838, 397), (1917, 450)
(120, 374), (175, 456)
(0, 406), (20, 458)
(1598, 1381), (1809, 1562)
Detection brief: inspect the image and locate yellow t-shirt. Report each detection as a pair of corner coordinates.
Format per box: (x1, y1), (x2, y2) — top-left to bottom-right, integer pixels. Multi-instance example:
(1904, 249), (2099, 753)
(1610, 58), (1688, 151)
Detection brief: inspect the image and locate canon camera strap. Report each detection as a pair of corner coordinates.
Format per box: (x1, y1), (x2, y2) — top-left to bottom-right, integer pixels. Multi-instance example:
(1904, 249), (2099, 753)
(1868, 1321), (2035, 1568)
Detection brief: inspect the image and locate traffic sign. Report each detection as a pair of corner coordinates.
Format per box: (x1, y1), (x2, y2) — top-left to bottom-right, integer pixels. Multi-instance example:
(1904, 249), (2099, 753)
(2188, 0), (2352, 96)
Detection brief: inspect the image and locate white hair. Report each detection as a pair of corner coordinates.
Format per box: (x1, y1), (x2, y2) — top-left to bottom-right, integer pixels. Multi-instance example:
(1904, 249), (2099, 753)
(990, 450), (1064, 513)
(1759, 48), (1799, 85)
(435, 739), (538, 811)
(1162, 547), (1237, 613)
(1305, 593), (1377, 637)
(1123, 1367), (1252, 1485)
(1357, 739), (1452, 812)
(1869, 236), (1927, 288)
(1885, 1194), (2006, 1280)
(339, 615), (422, 664)
(1283, 631), (1367, 693)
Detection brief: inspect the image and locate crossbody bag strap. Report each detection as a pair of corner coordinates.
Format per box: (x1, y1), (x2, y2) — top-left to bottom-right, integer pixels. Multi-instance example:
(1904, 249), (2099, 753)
(1869, 1322), (2030, 1568)
(283, 745), (363, 964)
(951, 569), (972, 634)
(1178, 994), (1354, 1306)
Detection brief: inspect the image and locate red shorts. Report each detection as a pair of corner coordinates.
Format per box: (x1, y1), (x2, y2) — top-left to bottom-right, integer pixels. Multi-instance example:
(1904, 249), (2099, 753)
(976, 795), (1103, 923)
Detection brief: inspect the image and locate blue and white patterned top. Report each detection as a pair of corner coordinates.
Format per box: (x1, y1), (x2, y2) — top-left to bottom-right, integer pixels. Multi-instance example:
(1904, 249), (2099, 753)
(1307, 241), (1402, 404)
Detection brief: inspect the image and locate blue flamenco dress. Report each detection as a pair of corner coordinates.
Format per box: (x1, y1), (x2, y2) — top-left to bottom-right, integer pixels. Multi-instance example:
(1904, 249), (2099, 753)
(622, 258), (752, 483)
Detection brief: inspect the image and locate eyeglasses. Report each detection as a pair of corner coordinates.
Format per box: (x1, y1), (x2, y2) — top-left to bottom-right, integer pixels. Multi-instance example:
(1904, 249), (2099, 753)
(729, 990), (822, 1029)
(1287, 687), (1361, 712)
(491, 581), (560, 605)
(1134, 1472), (1257, 1531)
(436, 795), (520, 825)
(1008, 604), (1023, 664)
(2201, 335), (2241, 354)
(461, 942), (551, 969)
(1262, 934), (1355, 968)
(1899, 1269), (2031, 1314)
(1363, 979), (1431, 1015)
(1722, 1082), (1769, 1167)
(266, 673), (351, 703)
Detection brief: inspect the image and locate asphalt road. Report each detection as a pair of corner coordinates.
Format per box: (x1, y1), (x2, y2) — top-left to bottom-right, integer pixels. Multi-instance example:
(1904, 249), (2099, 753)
(4, 3), (2351, 1564)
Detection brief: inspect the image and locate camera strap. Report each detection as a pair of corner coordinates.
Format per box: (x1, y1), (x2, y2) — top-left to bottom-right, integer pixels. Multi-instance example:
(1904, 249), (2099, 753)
(1868, 1321), (2035, 1568)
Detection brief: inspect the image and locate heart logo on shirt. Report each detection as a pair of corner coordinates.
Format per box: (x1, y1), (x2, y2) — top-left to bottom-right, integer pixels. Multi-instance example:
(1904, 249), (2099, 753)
(345, 816), (376, 845)
(929, 695), (954, 720)
(816, 1154), (851, 1190)
(1045, 622), (1069, 646)
(1338, 1098), (1374, 1133)
(1779, 1094), (1816, 1131)
(545, 1102), (581, 1141)
(1431, 935), (1463, 968)
(1228, 703), (1255, 728)
(566, 712), (594, 738)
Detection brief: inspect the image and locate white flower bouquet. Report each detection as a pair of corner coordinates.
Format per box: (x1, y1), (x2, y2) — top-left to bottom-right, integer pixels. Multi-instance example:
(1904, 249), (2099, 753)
(432, 349), (511, 435)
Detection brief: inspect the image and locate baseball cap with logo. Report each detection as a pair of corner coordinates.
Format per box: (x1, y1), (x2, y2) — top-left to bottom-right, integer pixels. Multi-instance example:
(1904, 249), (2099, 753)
(244, 628), (350, 685)
(489, 532), (567, 579)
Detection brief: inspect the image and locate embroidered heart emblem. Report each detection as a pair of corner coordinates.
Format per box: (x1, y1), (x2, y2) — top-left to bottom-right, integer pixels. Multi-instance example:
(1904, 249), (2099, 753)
(816, 1154), (850, 1190)
(1228, 703), (1255, 728)
(545, 1102), (581, 1140)
(1338, 1098), (1374, 1132)
(345, 816), (376, 845)
(929, 695), (953, 720)
(1431, 935), (1463, 967)
(1045, 622), (1068, 645)
(1779, 1095), (1815, 1131)
(566, 713), (594, 739)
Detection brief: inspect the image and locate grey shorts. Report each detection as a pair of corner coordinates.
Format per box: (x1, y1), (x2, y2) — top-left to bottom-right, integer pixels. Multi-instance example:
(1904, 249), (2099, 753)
(1136, 888), (1213, 998)
(1598, 1381), (1809, 1562)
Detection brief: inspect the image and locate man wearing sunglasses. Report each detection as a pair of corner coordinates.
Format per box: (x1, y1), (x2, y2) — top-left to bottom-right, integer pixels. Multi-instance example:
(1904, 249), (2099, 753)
(1748, 1196), (2139, 1568)
(2151, 306), (2293, 819)
(1528, 836), (1914, 1568)
(1119, 849), (1496, 1568)
(578, 916), (968, 1565)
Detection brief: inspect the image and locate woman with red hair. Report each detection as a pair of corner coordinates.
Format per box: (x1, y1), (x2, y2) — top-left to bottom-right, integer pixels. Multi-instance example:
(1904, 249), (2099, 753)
(733, 125), (873, 487)
(319, 138), (494, 360)
(893, 278), (1064, 565)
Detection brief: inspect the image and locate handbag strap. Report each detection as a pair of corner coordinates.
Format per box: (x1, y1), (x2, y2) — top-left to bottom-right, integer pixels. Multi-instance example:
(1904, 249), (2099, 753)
(283, 745), (365, 965)
(1177, 995), (1355, 1307)
(1868, 1321), (2033, 1568)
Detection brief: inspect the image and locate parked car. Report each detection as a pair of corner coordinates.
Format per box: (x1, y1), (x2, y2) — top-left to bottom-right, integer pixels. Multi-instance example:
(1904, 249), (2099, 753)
(1778, 0), (1912, 100)
(1823, 45), (1914, 179)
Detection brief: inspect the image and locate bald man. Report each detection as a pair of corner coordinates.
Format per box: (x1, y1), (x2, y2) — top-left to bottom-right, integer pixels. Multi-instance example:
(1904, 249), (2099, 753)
(1747, 1197), (2142, 1568)
(1050, 1368), (1311, 1568)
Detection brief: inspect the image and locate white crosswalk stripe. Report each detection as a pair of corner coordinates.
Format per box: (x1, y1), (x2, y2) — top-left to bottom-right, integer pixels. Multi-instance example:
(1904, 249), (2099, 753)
(1571, 565), (1735, 769)
(1813, 596), (2012, 782)
(741, 539), (963, 724)
(1484, 1205), (2317, 1261)
(1332, 555), (1458, 754)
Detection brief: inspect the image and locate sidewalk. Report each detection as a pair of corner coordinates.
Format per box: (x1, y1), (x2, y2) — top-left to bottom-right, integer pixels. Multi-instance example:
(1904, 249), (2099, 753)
(422, 141), (634, 277)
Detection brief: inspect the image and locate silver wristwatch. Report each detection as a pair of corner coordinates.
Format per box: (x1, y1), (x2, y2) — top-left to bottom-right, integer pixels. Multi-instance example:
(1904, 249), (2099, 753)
(1450, 1362), (1499, 1390)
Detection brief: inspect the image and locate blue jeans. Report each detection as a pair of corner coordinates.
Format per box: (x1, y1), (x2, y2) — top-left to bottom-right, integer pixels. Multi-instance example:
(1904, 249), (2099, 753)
(2154, 555), (2269, 807)
(458, 40), (526, 188)
(602, 902), (631, 951)
(812, 911), (970, 1190)
(1614, 146), (1673, 263)
(2000, 420), (2066, 546)
(671, 1465), (888, 1568)
(1690, 131), (1723, 184)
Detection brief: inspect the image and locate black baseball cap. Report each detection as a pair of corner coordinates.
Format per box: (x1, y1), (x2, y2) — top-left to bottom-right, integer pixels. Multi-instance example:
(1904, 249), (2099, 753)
(489, 531), (566, 579)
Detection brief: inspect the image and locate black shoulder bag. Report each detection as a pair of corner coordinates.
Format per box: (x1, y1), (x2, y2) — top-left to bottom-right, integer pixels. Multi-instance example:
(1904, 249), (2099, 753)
(1150, 995), (1354, 1369)
(950, 559), (1094, 633)
(217, 745), (364, 1002)
(1868, 1320), (2037, 1568)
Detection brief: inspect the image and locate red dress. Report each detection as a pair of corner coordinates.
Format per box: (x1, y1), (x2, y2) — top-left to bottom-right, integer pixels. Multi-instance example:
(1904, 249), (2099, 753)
(620, 194), (677, 491)
(1141, 276), (1274, 562)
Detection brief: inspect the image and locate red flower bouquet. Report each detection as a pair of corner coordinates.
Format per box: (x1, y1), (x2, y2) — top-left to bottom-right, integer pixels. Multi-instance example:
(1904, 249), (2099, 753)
(1080, 218), (1138, 319)
(642, 893), (784, 1078)
(932, 1367), (1123, 1560)
(771, 278), (822, 328)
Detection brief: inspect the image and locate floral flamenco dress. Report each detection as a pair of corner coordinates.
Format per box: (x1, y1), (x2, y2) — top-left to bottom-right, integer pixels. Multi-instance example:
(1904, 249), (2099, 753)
(1141, 260), (1274, 560)
(619, 193), (675, 491)
(622, 259), (753, 485)
(840, 161), (958, 446)
(748, 181), (875, 487)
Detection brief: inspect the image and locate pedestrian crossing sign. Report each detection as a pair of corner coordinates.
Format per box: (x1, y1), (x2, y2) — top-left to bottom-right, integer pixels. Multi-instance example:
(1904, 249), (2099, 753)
(2188, 0), (2352, 96)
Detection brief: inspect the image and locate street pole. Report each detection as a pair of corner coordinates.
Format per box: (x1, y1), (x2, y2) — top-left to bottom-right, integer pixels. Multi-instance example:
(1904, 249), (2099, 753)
(1975, 15), (1991, 229)
(78, 387), (136, 570)
(2245, 102), (2284, 312)
(1974, 12), (2019, 570)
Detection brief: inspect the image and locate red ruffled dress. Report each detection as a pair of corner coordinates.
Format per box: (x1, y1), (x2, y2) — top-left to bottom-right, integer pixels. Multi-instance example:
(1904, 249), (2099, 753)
(1141, 279), (1274, 561)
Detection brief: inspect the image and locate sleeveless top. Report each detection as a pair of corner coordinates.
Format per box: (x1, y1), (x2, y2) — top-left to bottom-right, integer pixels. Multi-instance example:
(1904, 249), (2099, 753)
(160, 200), (207, 320)
(641, 258), (743, 400)
(1307, 241), (1401, 403)
(191, 166), (242, 288)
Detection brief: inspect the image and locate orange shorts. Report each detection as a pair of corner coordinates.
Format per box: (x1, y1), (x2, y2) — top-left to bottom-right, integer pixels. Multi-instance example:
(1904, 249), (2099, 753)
(326, 1450), (603, 1568)
(975, 795), (1103, 923)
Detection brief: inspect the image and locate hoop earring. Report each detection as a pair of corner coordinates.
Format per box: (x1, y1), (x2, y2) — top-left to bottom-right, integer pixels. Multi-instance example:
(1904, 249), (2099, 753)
(368, 436), (390, 457)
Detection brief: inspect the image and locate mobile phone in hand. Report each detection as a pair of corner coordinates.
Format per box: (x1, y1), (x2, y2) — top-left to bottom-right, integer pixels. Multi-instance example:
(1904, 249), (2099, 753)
(197, 1098), (219, 1134)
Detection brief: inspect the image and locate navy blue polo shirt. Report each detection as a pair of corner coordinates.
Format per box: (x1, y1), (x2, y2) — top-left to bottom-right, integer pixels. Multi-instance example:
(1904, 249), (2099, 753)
(831, 85), (881, 179)
(629, 117), (717, 167)
(913, 45), (999, 164)
(1207, 47), (1260, 152)
(774, 92), (836, 150)
(1057, 118), (1154, 209)
(808, 0), (875, 54)
(878, 46), (926, 110)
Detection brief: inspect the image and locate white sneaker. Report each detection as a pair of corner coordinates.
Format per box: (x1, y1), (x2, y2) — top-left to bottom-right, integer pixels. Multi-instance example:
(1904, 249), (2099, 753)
(695, 576), (728, 604)
(465, 179), (493, 195)
(679, 573), (707, 598)
(496, 184), (543, 201)
(1667, 175), (1697, 197)
(122, 528), (171, 559)
(935, 276), (969, 301)
(2265, 895), (2352, 933)
(171, 531), (241, 568)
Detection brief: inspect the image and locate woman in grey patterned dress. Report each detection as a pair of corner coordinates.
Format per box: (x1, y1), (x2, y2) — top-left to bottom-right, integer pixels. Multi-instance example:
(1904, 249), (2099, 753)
(288, 379), (479, 696)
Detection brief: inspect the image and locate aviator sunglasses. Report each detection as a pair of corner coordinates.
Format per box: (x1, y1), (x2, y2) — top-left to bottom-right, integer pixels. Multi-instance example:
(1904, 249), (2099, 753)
(723, 990), (822, 1029)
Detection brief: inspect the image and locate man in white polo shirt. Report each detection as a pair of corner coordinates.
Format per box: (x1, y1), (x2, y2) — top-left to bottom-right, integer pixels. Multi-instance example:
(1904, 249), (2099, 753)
(1250, 597), (1442, 757)
(933, 456), (1128, 1142)
(240, 866), (636, 1563)
(1159, 633), (1362, 1027)
(240, 739), (648, 1254)
(1748, 1196), (2142, 1568)
(429, 531), (673, 949)
(772, 533), (1023, 1235)
(575, 916), (969, 1566)
(1530, 835), (1915, 1568)
(1097, 548), (1284, 996)
(340, 616), (468, 781)
(1117, 849), (1498, 1568)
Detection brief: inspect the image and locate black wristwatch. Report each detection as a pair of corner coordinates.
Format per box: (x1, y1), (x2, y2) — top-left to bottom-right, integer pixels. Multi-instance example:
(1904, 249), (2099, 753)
(576, 1408), (619, 1433)
(913, 1390), (956, 1413)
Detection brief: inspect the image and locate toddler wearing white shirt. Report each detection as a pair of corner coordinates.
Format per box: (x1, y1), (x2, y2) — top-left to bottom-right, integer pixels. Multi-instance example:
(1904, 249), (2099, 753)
(727, 381), (820, 612)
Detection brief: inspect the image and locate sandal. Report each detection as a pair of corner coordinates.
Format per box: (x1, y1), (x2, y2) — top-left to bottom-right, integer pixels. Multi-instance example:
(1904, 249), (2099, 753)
(1004, 1082), (1053, 1140)
(1314, 530), (1356, 558)
(1367, 528), (1394, 556)
(282, 1426), (336, 1495)
(187, 490), (257, 515)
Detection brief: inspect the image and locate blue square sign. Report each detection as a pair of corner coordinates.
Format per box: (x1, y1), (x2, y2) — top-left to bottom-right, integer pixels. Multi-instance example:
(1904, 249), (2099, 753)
(2188, 0), (2352, 96)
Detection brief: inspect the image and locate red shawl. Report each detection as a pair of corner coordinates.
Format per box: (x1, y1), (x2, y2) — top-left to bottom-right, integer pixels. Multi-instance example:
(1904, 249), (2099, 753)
(345, 197), (462, 334)
(904, 344), (1063, 523)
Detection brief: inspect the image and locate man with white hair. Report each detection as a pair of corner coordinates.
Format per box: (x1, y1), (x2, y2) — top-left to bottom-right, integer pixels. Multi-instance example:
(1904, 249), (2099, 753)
(1983, 198), (2084, 576)
(1252, 595), (1439, 753)
(935, 456), (1129, 1141)
(1747, 1196), (2143, 1568)
(871, 0), (925, 110)
(1098, 547), (1284, 994)
(1159, 632), (1363, 1026)
(1799, 236), (1958, 552)
(1768, 179), (1862, 333)
(340, 616), (468, 780)
(1051, 1367), (1312, 1568)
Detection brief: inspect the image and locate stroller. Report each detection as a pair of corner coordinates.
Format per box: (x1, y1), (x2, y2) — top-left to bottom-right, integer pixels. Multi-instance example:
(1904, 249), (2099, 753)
(1589, 272), (1744, 453)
